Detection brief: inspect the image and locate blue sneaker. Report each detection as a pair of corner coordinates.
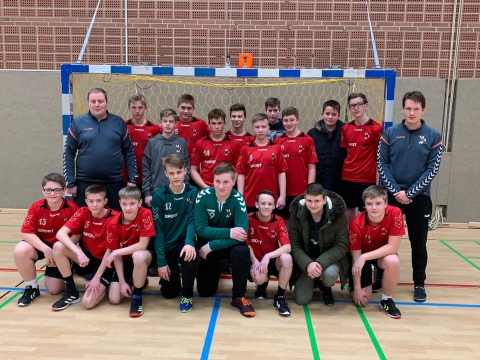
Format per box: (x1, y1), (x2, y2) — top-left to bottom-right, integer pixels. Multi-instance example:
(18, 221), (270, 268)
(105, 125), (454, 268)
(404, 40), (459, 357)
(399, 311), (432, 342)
(179, 297), (193, 313)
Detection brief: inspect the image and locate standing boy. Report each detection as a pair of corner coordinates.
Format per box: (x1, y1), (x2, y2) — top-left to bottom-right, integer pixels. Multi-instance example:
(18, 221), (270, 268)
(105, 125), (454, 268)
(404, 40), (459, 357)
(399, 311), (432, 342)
(123, 94), (161, 195)
(191, 108), (243, 189)
(248, 190), (293, 316)
(105, 187), (156, 317)
(349, 185), (404, 319)
(14, 173), (78, 306)
(51, 184), (117, 311)
(225, 103), (255, 146)
(308, 100), (346, 193)
(265, 97), (286, 141)
(236, 113), (288, 213)
(274, 107), (317, 226)
(142, 108), (190, 207)
(340, 93), (383, 222)
(175, 94), (210, 157)
(151, 154), (199, 312)
(195, 163), (254, 317)
(377, 91), (443, 302)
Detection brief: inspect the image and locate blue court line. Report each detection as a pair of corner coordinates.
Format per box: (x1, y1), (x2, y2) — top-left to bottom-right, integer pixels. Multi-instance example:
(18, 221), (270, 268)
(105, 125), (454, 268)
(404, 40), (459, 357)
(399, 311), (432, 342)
(200, 298), (221, 360)
(0, 286), (478, 309)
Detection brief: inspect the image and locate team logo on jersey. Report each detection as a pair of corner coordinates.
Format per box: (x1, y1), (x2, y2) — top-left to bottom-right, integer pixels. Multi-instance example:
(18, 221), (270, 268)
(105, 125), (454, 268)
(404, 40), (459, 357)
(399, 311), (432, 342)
(226, 209), (231, 218)
(364, 132), (370, 140)
(186, 198), (192, 205)
(298, 145), (304, 152)
(174, 129), (179, 134)
(175, 145), (181, 152)
(24, 214), (33, 226)
(270, 229), (277, 238)
(271, 152), (276, 159)
(281, 145), (284, 151)
(193, 129), (197, 136)
(224, 149), (229, 156)
(394, 214), (403, 228)
(63, 218), (69, 222)
(85, 221), (90, 229)
(349, 233), (357, 244)
(382, 228), (387, 236)
(143, 216), (153, 231)
(249, 154), (253, 162)
(207, 209), (215, 219)
(418, 135), (426, 144)
(204, 149), (210, 157)
(126, 224), (140, 232)
(120, 239), (131, 248)
(50, 213), (60, 217)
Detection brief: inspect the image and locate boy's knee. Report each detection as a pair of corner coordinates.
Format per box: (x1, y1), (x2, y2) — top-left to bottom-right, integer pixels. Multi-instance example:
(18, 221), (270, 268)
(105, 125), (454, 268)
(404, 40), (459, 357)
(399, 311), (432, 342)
(294, 289), (313, 305)
(197, 284), (217, 298)
(383, 255), (400, 272)
(132, 251), (149, 267)
(230, 244), (249, 260)
(52, 241), (65, 254)
(321, 264), (339, 287)
(279, 254), (293, 267)
(13, 241), (33, 259)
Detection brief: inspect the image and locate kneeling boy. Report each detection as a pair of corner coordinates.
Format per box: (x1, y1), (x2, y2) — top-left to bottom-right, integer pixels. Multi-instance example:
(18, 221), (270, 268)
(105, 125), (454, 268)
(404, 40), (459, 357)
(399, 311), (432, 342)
(152, 154), (199, 312)
(349, 185), (404, 319)
(105, 187), (156, 317)
(14, 173), (78, 306)
(51, 184), (117, 311)
(247, 190), (292, 316)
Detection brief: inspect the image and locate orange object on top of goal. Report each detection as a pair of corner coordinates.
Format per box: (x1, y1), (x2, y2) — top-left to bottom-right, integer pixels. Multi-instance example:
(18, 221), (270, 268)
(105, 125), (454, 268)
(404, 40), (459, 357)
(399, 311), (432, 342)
(239, 53), (253, 68)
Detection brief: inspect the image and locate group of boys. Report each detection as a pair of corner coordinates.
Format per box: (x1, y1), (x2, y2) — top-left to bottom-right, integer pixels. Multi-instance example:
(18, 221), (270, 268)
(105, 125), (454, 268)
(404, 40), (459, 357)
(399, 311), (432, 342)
(15, 88), (442, 321)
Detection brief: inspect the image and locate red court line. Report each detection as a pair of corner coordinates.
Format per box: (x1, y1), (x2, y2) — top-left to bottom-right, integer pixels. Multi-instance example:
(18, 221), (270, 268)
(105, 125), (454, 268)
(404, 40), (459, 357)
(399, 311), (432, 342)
(0, 268), (45, 273)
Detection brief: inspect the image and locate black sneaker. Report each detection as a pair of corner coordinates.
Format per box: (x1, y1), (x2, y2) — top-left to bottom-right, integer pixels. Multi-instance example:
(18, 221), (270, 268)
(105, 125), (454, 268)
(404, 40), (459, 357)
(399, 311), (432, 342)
(130, 295), (144, 317)
(372, 279), (382, 293)
(254, 281), (268, 299)
(379, 298), (402, 319)
(273, 294), (291, 316)
(52, 290), (80, 311)
(413, 286), (427, 302)
(231, 296), (256, 317)
(18, 286), (40, 307)
(320, 283), (334, 306)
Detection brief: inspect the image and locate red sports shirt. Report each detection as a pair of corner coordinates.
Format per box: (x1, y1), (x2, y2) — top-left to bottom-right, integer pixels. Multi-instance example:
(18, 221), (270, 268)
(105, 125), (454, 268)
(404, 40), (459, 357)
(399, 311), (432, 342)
(21, 199), (78, 245)
(225, 130), (255, 147)
(247, 212), (290, 260)
(105, 207), (156, 260)
(274, 132), (318, 196)
(236, 140), (289, 207)
(174, 117), (210, 156)
(123, 119), (161, 184)
(64, 206), (118, 260)
(191, 134), (243, 186)
(341, 118), (382, 183)
(349, 205), (405, 254)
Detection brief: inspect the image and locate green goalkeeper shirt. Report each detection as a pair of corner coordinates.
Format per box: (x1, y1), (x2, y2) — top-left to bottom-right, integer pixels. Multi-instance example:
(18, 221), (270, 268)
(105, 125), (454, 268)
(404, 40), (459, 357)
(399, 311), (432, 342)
(194, 187), (248, 251)
(152, 183), (198, 268)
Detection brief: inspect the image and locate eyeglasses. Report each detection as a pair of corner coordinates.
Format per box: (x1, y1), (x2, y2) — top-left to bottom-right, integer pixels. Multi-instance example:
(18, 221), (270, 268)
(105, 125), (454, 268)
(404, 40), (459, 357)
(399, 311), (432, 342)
(43, 188), (64, 194)
(349, 102), (365, 109)
(404, 107), (423, 113)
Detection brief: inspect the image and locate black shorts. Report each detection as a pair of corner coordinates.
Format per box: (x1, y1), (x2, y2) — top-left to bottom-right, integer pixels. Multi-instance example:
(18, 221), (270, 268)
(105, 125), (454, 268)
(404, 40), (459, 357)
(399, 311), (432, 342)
(339, 180), (375, 210)
(248, 257), (279, 282)
(111, 249), (154, 285)
(359, 259), (378, 289)
(274, 195), (296, 219)
(27, 240), (63, 279)
(73, 245), (113, 288)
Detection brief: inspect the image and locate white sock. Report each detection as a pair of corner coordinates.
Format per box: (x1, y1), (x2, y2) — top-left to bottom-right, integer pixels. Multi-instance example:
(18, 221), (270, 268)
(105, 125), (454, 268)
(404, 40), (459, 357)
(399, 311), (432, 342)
(26, 279), (38, 288)
(381, 293), (392, 301)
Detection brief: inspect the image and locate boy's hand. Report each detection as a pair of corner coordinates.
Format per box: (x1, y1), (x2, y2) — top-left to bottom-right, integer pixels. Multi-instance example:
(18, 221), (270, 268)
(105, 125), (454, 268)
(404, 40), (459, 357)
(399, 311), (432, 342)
(77, 250), (90, 267)
(394, 191), (412, 205)
(85, 277), (101, 298)
(250, 260), (261, 278)
(276, 196), (286, 210)
(158, 265), (171, 281)
(106, 250), (118, 268)
(199, 244), (212, 259)
(307, 262), (322, 279)
(120, 281), (132, 298)
(180, 245), (196, 262)
(231, 227), (247, 241)
(352, 255), (365, 276)
(144, 196), (152, 207)
(259, 255), (270, 274)
(67, 186), (77, 197)
(44, 247), (56, 267)
(353, 288), (370, 307)
(126, 182), (136, 187)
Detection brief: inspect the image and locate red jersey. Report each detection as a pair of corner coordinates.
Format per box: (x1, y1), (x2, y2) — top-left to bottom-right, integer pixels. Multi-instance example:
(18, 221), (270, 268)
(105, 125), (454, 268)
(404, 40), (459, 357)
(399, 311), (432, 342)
(341, 118), (382, 183)
(175, 117), (210, 156)
(247, 212), (290, 260)
(21, 199), (78, 245)
(225, 130), (255, 147)
(123, 119), (161, 184)
(105, 207), (156, 259)
(236, 140), (289, 207)
(274, 132), (318, 196)
(349, 205), (405, 254)
(64, 206), (118, 260)
(191, 134), (243, 186)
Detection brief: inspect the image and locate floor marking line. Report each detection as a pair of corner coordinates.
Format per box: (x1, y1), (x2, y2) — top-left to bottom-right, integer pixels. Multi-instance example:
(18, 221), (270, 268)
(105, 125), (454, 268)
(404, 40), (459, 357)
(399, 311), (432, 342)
(200, 298), (221, 360)
(440, 240), (480, 271)
(0, 274), (44, 309)
(303, 305), (320, 360)
(356, 305), (386, 360)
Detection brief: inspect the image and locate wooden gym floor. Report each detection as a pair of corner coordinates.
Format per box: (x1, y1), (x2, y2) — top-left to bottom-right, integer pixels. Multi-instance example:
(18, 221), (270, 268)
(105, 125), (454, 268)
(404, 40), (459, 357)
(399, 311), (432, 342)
(0, 209), (478, 360)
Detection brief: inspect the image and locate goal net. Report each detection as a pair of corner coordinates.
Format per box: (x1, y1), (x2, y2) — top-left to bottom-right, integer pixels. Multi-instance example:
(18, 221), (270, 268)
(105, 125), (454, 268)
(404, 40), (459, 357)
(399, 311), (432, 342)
(61, 65), (396, 135)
